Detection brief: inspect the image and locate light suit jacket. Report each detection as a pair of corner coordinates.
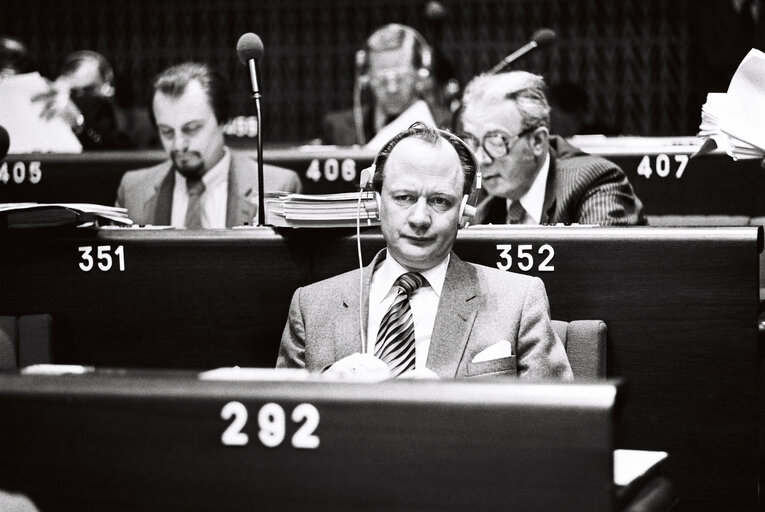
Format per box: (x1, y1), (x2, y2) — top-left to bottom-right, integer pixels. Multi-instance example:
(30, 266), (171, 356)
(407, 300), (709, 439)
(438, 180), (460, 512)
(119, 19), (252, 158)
(116, 152), (302, 227)
(277, 250), (573, 379)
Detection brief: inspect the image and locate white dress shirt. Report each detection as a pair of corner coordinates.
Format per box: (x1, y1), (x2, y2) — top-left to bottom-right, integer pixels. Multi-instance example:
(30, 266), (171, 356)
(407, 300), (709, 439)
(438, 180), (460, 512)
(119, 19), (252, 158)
(506, 152), (550, 225)
(171, 150), (230, 228)
(366, 254), (449, 370)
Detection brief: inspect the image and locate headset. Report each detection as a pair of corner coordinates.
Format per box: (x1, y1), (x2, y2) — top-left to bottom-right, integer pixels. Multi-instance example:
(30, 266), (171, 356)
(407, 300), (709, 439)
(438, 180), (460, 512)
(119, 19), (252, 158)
(355, 123), (481, 353)
(61, 50), (115, 98)
(353, 24), (434, 145)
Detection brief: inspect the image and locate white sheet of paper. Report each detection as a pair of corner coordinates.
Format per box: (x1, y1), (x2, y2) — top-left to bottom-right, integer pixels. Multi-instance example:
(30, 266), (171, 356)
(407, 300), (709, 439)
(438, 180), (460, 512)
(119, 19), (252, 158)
(720, 49), (765, 152)
(0, 72), (82, 153)
(364, 99), (436, 152)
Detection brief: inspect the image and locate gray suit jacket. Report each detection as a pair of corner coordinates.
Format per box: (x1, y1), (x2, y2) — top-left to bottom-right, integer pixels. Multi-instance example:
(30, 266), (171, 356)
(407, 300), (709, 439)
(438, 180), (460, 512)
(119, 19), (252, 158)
(474, 136), (646, 226)
(116, 152), (302, 227)
(277, 250), (573, 379)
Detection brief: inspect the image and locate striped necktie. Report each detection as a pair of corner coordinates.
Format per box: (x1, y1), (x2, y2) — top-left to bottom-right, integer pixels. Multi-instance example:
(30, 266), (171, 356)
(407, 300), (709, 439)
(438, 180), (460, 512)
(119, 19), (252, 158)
(506, 201), (526, 224)
(185, 178), (206, 229)
(375, 272), (426, 377)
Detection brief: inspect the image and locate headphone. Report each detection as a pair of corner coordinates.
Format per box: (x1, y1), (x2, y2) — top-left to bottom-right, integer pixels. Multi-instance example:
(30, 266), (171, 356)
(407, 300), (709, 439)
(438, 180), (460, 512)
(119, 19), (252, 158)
(360, 123), (481, 225)
(353, 24), (433, 144)
(62, 50), (115, 98)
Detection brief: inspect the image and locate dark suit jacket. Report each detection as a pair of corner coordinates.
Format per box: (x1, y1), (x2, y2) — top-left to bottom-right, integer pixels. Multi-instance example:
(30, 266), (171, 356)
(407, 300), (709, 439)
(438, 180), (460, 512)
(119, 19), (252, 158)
(321, 101), (453, 146)
(72, 95), (135, 150)
(474, 136), (647, 226)
(116, 152), (302, 227)
(277, 250), (573, 379)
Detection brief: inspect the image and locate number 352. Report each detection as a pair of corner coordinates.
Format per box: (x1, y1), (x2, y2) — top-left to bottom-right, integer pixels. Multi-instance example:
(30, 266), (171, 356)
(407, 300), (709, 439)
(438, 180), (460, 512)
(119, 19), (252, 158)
(496, 244), (555, 272)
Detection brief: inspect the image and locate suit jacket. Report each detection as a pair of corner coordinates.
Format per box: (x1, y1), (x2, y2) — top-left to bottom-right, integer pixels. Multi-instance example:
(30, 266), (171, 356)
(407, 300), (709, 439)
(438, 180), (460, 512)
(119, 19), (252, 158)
(321, 102), (453, 146)
(277, 250), (573, 379)
(474, 136), (647, 226)
(116, 152), (302, 227)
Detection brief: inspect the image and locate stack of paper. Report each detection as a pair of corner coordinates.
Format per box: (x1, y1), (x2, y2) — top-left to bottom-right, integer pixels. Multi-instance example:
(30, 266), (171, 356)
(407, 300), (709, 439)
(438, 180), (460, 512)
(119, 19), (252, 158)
(265, 192), (379, 228)
(0, 203), (133, 228)
(698, 49), (765, 160)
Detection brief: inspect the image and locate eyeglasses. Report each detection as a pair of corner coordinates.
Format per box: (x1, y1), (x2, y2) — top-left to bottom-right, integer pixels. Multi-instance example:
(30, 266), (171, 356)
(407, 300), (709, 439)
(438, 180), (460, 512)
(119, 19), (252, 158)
(368, 69), (416, 89)
(460, 126), (537, 160)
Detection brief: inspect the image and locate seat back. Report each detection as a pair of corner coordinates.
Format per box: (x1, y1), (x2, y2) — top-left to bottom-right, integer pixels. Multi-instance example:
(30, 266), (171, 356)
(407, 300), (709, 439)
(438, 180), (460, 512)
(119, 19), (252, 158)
(552, 319), (606, 379)
(0, 314), (53, 370)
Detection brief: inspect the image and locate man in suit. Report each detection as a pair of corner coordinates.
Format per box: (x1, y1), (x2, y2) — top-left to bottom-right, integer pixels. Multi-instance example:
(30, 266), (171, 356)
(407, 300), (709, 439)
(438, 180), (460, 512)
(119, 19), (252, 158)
(32, 50), (135, 150)
(117, 62), (301, 228)
(321, 24), (452, 149)
(278, 122), (572, 379)
(459, 71), (646, 226)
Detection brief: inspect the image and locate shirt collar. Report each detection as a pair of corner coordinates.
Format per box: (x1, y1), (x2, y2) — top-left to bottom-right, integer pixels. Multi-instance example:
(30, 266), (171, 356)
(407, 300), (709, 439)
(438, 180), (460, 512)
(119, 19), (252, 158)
(371, 252), (450, 304)
(175, 149), (230, 189)
(509, 151), (550, 224)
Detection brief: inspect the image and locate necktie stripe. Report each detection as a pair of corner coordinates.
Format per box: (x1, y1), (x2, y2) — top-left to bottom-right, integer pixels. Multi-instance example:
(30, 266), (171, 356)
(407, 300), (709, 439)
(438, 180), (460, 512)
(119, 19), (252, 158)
(374, 272), (426, 377)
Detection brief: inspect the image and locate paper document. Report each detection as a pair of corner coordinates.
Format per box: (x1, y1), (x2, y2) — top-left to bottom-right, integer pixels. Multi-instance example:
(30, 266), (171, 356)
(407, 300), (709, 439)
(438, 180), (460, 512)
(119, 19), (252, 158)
(720, 49), (765, 152)
(0, 72), (82, 153)
(365, 99), (436, 152)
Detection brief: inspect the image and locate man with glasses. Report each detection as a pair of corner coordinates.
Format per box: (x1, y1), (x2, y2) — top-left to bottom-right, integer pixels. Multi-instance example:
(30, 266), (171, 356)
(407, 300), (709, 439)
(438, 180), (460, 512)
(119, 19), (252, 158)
(321, 24), (451, 148)
(459, 71), (646, 226)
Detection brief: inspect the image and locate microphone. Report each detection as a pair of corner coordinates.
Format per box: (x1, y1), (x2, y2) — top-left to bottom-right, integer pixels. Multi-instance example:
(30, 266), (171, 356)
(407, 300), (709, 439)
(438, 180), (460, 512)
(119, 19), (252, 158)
(236, 33), (266, 226)
(237, 33), (264, 98)
(487, 28), (556, 75)
(0, 126), (9, 161)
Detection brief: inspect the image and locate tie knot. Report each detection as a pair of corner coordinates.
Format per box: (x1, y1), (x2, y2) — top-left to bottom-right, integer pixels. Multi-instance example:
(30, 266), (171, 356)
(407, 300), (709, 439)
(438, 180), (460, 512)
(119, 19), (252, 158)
(506, 201), (526, 224)
(395, 272), (426, 297)
(186, 178), (205, 197)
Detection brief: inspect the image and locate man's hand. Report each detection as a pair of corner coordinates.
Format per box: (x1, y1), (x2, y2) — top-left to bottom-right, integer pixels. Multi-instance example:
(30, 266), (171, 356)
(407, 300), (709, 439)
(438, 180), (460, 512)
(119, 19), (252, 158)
(31, 83), (83, 129)
(324, 352), (391, 380)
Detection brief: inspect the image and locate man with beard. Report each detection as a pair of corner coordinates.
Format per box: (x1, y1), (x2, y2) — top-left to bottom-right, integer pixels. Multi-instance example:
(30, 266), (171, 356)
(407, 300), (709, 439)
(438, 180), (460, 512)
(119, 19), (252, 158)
(117, 62), (301, 228)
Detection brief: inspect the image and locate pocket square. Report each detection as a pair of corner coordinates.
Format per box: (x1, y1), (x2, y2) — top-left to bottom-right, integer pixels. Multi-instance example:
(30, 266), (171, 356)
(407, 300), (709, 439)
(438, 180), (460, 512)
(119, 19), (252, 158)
(471, 340), (513, 363)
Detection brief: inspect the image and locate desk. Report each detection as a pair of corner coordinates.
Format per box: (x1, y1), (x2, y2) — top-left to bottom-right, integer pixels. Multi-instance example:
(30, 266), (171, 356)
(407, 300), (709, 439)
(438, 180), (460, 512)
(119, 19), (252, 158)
(0, 373), (663, 512)
(3, 139), (764, 216)
(0, 225), (758, 511)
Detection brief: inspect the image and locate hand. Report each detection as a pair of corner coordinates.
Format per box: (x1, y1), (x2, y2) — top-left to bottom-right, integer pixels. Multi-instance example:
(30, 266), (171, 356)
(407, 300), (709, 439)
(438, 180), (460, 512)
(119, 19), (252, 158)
(324, 352), (391, 380)
(399, 367), (440, 380)
(31, 83), (83, 129)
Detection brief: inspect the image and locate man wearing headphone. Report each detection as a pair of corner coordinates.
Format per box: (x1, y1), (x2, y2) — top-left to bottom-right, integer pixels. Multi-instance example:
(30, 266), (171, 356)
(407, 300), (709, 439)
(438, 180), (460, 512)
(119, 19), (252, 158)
(278, 122), (572, 380)
(321, 24), (452, 149)
(32, 50), (134, 149)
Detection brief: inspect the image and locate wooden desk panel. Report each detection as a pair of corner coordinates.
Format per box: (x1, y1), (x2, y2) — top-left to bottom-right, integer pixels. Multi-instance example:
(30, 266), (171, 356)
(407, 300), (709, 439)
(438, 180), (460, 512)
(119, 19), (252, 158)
(0, 226), (759, 511)
(0, 229), (310, 368)
(0, 373), (618, 512)
(3, 142), (764, 217)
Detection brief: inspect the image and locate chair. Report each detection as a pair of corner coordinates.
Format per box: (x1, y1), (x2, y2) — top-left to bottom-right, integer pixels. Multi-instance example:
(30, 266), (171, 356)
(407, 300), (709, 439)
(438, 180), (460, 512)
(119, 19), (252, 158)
(552, 319), (606, 379)
(0, 314), (53, 370)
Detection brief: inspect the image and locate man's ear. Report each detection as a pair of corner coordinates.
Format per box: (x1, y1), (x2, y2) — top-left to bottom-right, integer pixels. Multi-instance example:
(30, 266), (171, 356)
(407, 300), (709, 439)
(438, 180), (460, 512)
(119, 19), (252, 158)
(529, 127), (549, 158)
(374, 191), (382, 220)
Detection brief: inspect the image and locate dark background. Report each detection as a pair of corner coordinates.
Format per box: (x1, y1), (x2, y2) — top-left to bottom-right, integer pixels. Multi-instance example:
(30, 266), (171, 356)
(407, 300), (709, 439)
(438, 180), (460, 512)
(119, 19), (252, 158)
(0, 0), (760, 143)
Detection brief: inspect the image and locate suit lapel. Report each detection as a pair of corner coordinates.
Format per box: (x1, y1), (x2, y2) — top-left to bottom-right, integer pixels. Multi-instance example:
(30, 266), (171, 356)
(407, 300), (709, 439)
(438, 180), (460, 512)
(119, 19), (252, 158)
(226, 155), (257, 227)
(541, 150), (557, 224)
(427, 253), (479, 378)
(334, 249), (385, 360)
(152, 164), (174, 225)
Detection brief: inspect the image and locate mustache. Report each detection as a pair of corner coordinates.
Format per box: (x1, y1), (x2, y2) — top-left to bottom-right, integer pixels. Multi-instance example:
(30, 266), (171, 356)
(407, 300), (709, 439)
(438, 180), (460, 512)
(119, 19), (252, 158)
(171, 150), (203, 160)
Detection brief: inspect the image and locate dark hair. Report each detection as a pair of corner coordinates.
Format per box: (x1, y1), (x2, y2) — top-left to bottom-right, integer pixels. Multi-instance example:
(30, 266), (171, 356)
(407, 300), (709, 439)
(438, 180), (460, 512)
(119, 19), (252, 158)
(62, 50), (114, 84)
(151, 62), (229, 124)
(371, 122), (477, 196)
(0, 36), (34, 75)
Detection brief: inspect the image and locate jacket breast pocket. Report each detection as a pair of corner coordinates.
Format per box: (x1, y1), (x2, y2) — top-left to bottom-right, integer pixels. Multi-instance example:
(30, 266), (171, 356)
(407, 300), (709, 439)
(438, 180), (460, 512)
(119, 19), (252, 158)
(466, 355), (518, 378)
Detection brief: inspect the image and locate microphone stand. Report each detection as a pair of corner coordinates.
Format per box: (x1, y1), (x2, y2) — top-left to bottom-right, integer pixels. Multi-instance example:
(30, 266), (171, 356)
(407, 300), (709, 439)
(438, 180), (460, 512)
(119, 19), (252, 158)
(248, 59), (266, 227)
